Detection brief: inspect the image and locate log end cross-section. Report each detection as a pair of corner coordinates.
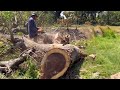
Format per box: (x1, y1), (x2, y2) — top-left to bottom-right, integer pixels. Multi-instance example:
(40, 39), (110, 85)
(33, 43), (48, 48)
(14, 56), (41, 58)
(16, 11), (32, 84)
(40, 48), (70, 79)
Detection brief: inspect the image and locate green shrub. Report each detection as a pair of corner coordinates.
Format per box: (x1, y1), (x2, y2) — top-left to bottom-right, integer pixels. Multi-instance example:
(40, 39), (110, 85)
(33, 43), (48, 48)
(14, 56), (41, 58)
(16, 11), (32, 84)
(24, 59), (40, 79)
(100, 27), (116, 38)
(0, 73), (8, 79)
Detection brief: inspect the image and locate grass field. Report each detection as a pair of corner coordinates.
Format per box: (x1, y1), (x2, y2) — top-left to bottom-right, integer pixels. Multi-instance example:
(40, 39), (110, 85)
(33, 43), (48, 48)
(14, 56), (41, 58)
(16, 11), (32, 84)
(72, 34), (120, 79)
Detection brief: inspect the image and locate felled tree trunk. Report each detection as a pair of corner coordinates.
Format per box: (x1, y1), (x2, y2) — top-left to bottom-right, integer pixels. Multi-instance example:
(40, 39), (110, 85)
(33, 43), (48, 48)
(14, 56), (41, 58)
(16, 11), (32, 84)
(0, 34), (87, 79)
(22, 37), (87, 79)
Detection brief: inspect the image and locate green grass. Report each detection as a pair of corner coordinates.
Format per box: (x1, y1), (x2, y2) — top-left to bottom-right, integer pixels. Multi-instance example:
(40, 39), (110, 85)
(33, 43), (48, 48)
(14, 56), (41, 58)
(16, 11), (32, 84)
(100, 26), (116, 38)
(74, 36), (120, 79)
(10, 59), (40, 79)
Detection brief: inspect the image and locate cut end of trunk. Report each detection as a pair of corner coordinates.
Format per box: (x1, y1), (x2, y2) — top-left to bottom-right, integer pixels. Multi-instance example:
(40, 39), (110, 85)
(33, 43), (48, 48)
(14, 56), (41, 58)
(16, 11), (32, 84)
(40, 48), (70, 79)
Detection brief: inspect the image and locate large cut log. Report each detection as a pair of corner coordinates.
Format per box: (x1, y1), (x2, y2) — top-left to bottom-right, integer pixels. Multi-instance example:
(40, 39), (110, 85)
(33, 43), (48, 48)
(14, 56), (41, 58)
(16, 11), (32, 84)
(22, 37), (87, 79)
(0, 33), (87, 79)
(22, 36), (85, 62)
(0, 35), (86, 78)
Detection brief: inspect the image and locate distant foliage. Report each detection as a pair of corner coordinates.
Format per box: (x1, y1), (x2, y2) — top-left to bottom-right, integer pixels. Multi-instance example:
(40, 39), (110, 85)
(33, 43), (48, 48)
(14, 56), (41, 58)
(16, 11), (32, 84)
(0, 11), (14, 21)
(0, 11), (14, 29)
(62, 11), (120, 26)
(37, 11), (56, 26)
(1, 11), (120, 27)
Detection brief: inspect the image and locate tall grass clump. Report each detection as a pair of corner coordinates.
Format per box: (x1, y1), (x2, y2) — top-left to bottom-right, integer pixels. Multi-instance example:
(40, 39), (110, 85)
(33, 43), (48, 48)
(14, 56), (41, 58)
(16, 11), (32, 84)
(100, 26), (116, 38)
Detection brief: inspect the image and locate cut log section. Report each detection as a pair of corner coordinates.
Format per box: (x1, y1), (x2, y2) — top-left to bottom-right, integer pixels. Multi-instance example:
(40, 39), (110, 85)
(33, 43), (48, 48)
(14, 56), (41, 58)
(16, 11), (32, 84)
(22, 36), (87, 79)
(0, 33), (87, 79)
(40, 48), (70, 79)
(18, 36), (87, 79)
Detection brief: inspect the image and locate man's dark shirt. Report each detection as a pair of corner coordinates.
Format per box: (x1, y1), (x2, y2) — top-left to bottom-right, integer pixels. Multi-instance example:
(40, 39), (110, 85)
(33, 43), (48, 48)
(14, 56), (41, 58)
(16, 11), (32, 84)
(28, 17), (38, 38)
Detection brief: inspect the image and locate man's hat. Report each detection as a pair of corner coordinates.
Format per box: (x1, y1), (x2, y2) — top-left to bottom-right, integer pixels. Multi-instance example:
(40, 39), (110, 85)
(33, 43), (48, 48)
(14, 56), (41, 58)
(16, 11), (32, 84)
(31, 12), (38, 17)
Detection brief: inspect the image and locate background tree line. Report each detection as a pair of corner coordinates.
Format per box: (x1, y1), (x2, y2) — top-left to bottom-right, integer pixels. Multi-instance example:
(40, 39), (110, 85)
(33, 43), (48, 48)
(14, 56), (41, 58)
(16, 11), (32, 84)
(1, 11), (120, 28)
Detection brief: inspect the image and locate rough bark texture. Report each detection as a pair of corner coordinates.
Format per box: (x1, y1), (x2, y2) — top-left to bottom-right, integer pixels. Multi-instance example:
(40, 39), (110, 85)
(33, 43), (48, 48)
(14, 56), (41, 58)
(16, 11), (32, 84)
(23, 36), (83, 62)
(0, 34), (87, 79)
(22, 37), (87, 79)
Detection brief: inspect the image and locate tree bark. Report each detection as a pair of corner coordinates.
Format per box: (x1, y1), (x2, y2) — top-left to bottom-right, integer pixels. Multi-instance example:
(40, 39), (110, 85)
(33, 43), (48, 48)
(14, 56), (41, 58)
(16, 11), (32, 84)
(0, 35), (87, 79)
(22, 37), (87, 79)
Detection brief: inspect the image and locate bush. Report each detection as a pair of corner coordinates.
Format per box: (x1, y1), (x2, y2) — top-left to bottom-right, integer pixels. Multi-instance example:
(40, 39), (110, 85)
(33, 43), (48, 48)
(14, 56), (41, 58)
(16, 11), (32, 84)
(37, 11), (55, 26)
(100, 27), (116, 38)
(24, 59), (40, 79)
(110, 22), (120, 26)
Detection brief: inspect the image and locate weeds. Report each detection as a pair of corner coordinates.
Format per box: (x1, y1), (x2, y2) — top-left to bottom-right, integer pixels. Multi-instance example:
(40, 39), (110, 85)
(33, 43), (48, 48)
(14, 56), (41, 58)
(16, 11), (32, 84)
(10, 58), (40, 79)
(100, 26), (116, 38)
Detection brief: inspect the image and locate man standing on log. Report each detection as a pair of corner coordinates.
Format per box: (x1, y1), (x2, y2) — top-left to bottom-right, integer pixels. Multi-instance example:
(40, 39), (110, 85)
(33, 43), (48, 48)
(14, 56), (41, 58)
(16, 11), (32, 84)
(27, 13), (39, 42)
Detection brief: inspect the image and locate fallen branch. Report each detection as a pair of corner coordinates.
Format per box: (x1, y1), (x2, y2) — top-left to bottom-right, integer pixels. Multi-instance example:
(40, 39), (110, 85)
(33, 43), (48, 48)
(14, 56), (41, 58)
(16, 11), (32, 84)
(0, 48), (35, 74)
